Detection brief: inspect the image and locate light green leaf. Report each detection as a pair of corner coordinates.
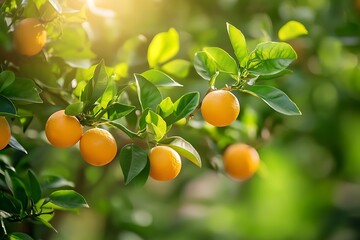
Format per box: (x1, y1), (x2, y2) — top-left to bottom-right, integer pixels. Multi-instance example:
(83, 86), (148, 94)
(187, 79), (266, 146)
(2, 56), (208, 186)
(157, 97), (174, 118)
(257, 69), (293, 80)
(148, 28), (179, 68)
(227, 22), (248, 67)
(141, 69), (182, 87)
(48, 190), (89, 209)
(65, 102), (84, 116)
(99, 78), (117, 108)
(119, 144), (149, 185)
(134, 74), (162, 111)
(145, 110), (167, 142)
(160, 136), (201, 167)
(248, 42), (297, 75)
(8, 232), (34, 240)
(161, 59), (191, 78)
(193, 51), (217, 81)
(204, 47), (238, 75)
(278, 20), (308, 41)
(242, 85), (301, 115)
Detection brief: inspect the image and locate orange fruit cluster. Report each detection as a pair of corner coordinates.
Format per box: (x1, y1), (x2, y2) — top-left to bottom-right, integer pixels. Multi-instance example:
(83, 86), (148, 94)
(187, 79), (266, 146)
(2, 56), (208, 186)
(45, 110), (117, 166)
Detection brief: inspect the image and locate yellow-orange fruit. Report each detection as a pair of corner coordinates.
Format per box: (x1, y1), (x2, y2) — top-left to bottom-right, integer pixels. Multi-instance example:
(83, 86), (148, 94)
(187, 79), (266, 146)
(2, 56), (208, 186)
(149, 146), (181, 181)
(0, 117), (11, 150)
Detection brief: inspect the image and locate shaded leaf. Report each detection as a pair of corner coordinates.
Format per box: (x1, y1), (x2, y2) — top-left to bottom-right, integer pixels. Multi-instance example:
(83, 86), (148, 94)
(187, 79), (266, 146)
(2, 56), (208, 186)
(0, 95), (17, 117)
(8, 232), (34, 240)
(9, 136), (27, 154)
(119, 144), (149, 185)
(5, 171), (28, 210)
(105, 103), (135, 121)
(1, 77), (42, 104)
(166, 92), (200, 124)
(134, 74), (162, 111)
(0, 70), (15, 92)
(65, 102), (83, 116)
(193, 51), (217, 81)
(27, 170), (42, 203)
(109, 121), (138, 139)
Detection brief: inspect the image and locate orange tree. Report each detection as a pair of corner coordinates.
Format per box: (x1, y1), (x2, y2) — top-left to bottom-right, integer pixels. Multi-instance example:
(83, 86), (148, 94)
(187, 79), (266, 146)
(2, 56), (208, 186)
(0, 0), (306, 239)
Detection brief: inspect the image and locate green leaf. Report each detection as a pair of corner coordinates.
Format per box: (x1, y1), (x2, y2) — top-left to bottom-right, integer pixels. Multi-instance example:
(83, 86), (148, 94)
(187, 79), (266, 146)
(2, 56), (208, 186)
(109, 121), (138, 139)
(40, 175), (74, 191)
(247, 42), (297, 75)
(193, 51), (217, 81)
(8, 232), (34, 240)
(157, 97), (174, 118)
(203, 47), (238, 75)
(1, 77), (42, 104)
(160, 136), (201, 167)
(278, 20), (308, 41)
(0, 95), (17, 117)
(0, 191), (22, 215)
(82, 60), (109, 112)
(161, 59), (191, 78)
(48, 190), (89, 209)
(48, 0), (62, 13)
(119, 144), (149, 185)
(257, 69), (293, 80)
(35, 215), (57, 232)
(145, 110), (167, 142)
(141, 69), (182, 87)
(27, 170), (42, 203)
(65, 102), (84, 116)
(166, 92), (200, 124)
(134, 74), (162, 111)
(227, 22), (248, 67)
(99, 78), (117, 108)
(0, 70), (15, 92)
(242, 85), (301, 115)
(148, 28), (179, 68)
(8, 136), (27, 154)
(105, 103), (135, 121)
(5, 171), (28, 210)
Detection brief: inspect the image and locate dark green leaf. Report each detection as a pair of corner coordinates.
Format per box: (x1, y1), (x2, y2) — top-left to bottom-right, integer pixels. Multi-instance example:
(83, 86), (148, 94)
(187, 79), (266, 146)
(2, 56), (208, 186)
(247, 42), (297, 75)
(134, 74), (162, 111)
(27, 170), (42, 203)
(48, 190), (89, 209)
(160, 136), (201, 167)
(0, 191), (22, 215)
(8, 136), (27, 154)
(147, 28), (179, 68)
(141, 69), (182, 87)
(242, 85), (301, 115)
(166, 92), (200, 124)
(204, 47), (238, 75)
(105, 103), (135, 121)
(1, 77), (42, 104)
(161, 59), (191, 78)
(0, 95), (17, 117)
(257, 69), (293, 80)
(109, 121), (138, 139)
(193, 51), (217, 81)
(35, 216), (57, 232)
(227, 22), (248, 67)
(0, 70), (15, 92)
(8, 232), (34, 240)
(119, 144), (149, 185)
(65, 102), (84, 116)
(5, 171), (28, 210)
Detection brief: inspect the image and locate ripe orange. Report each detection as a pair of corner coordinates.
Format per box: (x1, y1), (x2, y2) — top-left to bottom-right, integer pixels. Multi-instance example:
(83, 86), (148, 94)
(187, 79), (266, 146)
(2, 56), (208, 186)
(13, 18), (47, 56)
(223, 143), (260, 180)
(45, 110), (83, 148)
(201, 90), (240, 127)
(149, 146), (181, 181)
(79, 128), (117, 166)
(0, 117), (11, 150)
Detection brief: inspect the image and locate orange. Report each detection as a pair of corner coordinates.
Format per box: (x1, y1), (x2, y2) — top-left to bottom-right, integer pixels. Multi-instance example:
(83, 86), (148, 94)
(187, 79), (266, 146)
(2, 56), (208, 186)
(0, 117), (11, 150)
(13, 18), (47, 56)
(223, 143), (260, 180)
(45, 110), (83, 148)
(79, 128), (117, 166)
(149, 146), (181, 181)
(201, 90), (240, 127)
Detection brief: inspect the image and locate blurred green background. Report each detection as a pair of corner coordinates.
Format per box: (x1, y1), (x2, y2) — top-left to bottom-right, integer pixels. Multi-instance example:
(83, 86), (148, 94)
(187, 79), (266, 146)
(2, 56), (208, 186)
(7, 0), (360, 239)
